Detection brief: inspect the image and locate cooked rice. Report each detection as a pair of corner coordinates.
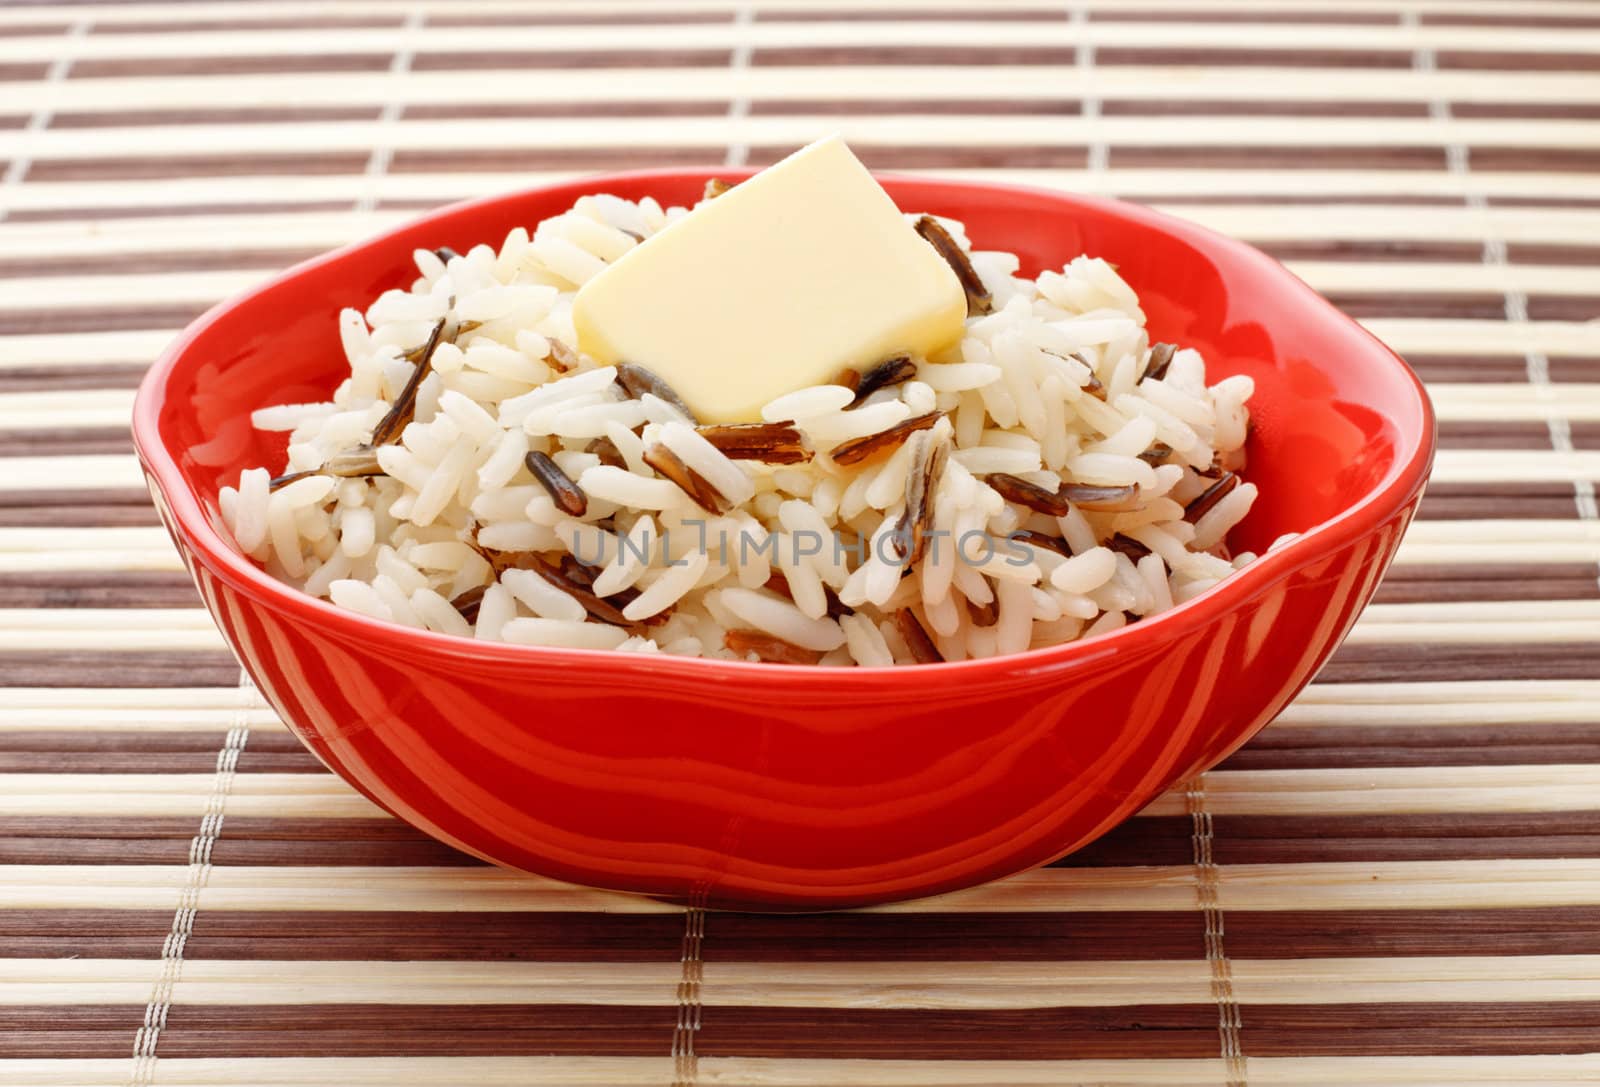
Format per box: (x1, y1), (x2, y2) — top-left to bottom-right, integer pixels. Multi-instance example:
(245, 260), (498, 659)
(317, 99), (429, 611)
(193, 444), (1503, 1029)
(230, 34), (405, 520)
(220, 193), (1259, 665)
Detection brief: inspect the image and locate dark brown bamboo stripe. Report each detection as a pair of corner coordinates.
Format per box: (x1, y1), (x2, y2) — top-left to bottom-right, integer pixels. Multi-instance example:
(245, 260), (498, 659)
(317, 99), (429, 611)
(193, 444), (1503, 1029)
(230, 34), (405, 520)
(1102, 97), (1432, 117)
(390, 146), (721, 173)
(718, 906), (1600, 961)
(0, 909), (173, 960)
(0, 571), (197, 608)
(1416, 482), (1586, 521)
(757, 7), (1080, 21)
(1436, 420), (1580, 451)
(1129, 194), (1471, 208)
(1440, 51), (1600, 73)
(1490, 196), (1600, 211)
(1320, 643), (1600, 684)
(1111, 146), (1447, 169)
(751, 97), (1082, 116)
(6, 903), (1598, 963)
(1527, 296), (1600, 321)
(0, 303), (212, 335)
(1426, 13), (1600, 28)
(1406, 356), (1600, 384)
(1, 1005), (681, 1058)
(96, 16), (407, 33)
(0, 500), (163, 526)
(1223, 728), (1600, 771)
(692, 1003), (1600, 1059)
(0, 63), (49, 83)
(50, 106), (384, 129)
(69, 55), (395, 79)
(6, 200), (360, 223)
(26, 153), (371, 182)
(1454, 102), (1600, 120)
(4, 1000), (1600, 1059)
(1090, 9), (1399, 23)
(1509, 243), (1600, 266)
(1328, 292), (1509, 320)
(761, 144), (1091, 169)
(754, 46), (1417, 67)
(411, 49), (733, 71)
(0, 23), (60, 38)
(1471, 147), (1600, 173)
(0, 428), (133, 456)
(1375, 576), (1599, 604)
(0, 366), (153, 393)
(405, 100), (731, 120)
(0, 249), (318, 278)
(430, 12), (731, 26)
(0, 651), (243, 688)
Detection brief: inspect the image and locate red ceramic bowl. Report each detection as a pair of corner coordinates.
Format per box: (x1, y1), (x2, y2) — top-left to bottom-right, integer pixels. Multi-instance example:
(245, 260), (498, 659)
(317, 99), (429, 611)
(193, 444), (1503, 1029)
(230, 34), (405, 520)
(133, 171), (1434, 911)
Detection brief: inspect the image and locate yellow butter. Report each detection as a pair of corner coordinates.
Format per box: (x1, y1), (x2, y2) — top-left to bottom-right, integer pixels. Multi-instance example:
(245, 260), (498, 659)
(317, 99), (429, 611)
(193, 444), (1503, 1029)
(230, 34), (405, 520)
(572, 137), (967, 424)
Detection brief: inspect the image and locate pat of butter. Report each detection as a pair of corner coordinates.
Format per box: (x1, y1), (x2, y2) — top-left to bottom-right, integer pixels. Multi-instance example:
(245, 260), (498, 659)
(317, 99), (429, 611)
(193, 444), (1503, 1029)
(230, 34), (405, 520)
(572, 137), (967, 424)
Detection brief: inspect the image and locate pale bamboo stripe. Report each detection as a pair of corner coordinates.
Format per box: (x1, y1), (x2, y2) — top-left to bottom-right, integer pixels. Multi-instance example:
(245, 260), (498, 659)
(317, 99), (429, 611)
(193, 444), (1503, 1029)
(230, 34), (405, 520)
(0, 686), (281, 708)
(4, 958), (685, 1008)
(13, 113), (1600, 166)
(0, 527), (174, 552)
(6, 956), (1599, 1009)
(701, 958), (1600, 1010)
(1430, 384), (1600, 423)
(872, 859), (1600, 913)
(0, 456), (147, 491)
(0, 1058), (676, 1087)
(0, 390), (137, 431)
(1286, 262), (1600, 297)
(3, 1054), (1597, 1087)
(1137, 764), (1600, 817)
(0, 270), (261, 311)
(0, 865), (683, 914)
(1431, 449), (1600, 484)
(1402, 520), (1600, 546)
(6, 18), (1600, 65)
(1360, 318), (1600, 357)
(1157, 205), (1600, 245)
(0, 330), (177, 369)
(705, 1054), (1600, 1087)
(0, 707), (289, 733)
(0, 774), (387, 820)
(0, 550), (187, 574)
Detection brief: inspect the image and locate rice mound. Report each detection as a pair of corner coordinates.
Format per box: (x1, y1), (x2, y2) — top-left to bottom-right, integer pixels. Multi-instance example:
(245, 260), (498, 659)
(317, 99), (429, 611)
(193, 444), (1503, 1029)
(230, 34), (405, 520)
(220, 191), (1264, 666)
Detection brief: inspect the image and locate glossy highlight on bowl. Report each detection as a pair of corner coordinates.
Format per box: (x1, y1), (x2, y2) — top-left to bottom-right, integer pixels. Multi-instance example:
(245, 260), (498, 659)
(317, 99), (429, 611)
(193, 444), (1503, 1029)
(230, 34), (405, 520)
(133, 172), (1435, 910)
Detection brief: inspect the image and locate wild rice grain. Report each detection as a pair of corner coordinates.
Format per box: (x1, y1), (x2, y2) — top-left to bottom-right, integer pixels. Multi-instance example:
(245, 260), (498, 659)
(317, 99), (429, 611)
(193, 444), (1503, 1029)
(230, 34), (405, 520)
(829, 410), (944, 467)
(524, 449), (589, 517)
(894, 608), (944, 664)
(914, 215), (993, 316)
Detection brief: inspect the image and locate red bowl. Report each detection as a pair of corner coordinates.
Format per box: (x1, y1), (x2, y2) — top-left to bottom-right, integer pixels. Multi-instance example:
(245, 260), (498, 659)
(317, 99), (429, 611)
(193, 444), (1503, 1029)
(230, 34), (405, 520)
(133, 171), (1434, 911)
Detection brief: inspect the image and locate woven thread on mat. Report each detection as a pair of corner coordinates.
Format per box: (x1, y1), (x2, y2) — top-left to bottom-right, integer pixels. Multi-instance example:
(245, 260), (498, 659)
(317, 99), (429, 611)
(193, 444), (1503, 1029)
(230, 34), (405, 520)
(128, 671), (255, 1086)
(1187, 775), (1247, 1087)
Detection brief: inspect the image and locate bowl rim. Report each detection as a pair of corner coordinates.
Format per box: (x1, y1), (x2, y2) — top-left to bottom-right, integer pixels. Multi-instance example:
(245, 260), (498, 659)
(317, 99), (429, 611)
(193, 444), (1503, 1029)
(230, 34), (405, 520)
(132, 169), (1436, 691)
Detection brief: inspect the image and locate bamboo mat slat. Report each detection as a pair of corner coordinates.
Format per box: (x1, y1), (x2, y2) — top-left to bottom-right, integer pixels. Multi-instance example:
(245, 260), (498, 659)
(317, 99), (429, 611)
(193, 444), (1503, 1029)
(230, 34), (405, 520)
(1, 1), (1597, 1083)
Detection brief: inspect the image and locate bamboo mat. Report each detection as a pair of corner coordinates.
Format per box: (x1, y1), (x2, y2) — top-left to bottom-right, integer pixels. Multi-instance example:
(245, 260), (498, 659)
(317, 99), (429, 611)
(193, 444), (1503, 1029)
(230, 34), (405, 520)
(2, 0), (1600, 1084)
